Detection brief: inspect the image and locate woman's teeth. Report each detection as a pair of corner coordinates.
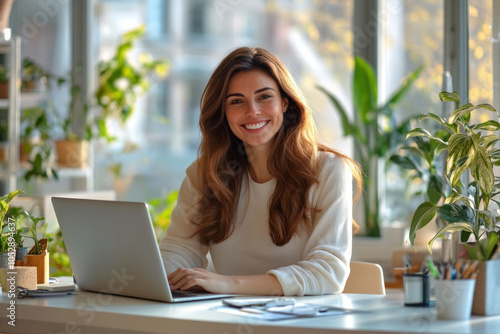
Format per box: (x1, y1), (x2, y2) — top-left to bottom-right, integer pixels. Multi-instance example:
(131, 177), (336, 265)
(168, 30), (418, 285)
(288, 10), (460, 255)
(244, 121), (267, 130)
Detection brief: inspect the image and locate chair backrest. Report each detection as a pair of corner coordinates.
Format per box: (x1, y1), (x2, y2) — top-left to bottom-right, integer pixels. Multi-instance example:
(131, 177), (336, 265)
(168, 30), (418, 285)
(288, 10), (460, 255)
(342, 261), (386, 295)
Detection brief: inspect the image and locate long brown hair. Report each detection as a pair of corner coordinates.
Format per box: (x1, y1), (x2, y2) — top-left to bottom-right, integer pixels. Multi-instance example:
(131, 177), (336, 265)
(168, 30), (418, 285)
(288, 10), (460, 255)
(195, 47), (361, 246)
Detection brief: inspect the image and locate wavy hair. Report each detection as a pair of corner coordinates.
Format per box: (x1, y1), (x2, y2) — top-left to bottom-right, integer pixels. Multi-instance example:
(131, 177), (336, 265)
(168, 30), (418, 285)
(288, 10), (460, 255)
(195, 47), (362, 246)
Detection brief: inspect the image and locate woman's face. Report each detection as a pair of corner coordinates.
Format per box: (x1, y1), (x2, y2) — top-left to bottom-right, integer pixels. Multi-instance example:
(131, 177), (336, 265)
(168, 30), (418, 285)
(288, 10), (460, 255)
(225, 70), (288, 151)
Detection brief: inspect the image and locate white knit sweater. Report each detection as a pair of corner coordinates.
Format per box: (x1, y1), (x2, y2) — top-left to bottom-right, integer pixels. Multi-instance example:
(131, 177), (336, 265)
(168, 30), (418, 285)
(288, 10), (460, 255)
(159, 152), (353, 296)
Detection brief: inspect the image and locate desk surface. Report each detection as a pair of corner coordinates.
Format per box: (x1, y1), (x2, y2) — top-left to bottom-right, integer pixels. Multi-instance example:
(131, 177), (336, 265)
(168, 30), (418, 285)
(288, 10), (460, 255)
(1, 289), (499, 334)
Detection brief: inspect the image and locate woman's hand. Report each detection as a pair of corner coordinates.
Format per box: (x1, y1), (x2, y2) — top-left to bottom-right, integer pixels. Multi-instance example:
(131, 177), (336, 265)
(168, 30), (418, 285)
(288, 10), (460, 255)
(168, 268), (234, 294)
(167, 268), (284, 295)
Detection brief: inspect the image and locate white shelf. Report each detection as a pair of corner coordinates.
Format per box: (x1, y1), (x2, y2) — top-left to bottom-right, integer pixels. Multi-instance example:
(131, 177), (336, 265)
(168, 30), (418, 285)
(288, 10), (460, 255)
(0, 99), (8, 108)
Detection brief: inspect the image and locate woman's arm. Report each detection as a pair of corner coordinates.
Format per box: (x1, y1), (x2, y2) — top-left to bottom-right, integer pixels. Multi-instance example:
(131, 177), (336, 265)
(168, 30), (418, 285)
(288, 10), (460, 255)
(267, 154), (353, 296)
(168, 268), (284, 295)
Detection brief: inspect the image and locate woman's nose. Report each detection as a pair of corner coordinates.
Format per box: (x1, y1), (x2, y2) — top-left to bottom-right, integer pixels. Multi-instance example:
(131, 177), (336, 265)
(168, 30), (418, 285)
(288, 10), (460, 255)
(245, 101), (261, 116)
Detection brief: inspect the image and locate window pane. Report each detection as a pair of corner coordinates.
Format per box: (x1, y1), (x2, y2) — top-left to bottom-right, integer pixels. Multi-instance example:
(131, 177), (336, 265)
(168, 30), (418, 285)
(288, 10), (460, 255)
(380, 0), (444, 225)
(93, 0), (354, 201)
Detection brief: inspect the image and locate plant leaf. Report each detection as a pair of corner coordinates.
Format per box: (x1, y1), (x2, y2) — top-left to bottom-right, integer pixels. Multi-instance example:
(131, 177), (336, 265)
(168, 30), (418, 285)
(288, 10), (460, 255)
(437, 203), (474, 224)
(353, 56), (377, 123)
(409, 202), (439, 246)
(427, 223), (474, 254)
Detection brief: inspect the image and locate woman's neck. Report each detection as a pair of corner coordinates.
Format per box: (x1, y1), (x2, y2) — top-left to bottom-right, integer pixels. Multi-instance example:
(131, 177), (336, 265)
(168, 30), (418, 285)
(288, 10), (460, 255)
(245, 144), (273, 183)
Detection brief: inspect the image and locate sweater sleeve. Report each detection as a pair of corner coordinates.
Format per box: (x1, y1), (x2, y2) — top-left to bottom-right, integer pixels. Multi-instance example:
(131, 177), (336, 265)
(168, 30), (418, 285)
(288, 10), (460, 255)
(267, 154), (353, 296)
(158, 162), (209, 274)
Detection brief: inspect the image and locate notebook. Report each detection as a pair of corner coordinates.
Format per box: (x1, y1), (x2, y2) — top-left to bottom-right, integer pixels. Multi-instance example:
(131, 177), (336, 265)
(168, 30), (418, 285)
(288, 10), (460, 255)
(51, 197), (232, 302)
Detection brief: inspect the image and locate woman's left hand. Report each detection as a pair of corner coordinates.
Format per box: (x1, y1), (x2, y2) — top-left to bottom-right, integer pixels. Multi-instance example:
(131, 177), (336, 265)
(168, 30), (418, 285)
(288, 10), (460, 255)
(168, 267), (234, 294)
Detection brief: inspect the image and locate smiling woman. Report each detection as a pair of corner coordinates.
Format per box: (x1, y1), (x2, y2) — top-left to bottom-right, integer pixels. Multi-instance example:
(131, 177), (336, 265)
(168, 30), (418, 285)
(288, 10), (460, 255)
(159, 47), (363, 296)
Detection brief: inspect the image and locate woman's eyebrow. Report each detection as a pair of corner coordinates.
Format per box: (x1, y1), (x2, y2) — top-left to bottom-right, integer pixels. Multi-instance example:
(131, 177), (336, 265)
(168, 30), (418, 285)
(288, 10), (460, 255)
(226, 87), (275, 99)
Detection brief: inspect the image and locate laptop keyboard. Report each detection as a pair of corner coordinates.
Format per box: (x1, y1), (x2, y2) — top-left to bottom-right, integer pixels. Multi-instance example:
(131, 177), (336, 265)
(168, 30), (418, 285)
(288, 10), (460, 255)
(171, 290), (199, 298)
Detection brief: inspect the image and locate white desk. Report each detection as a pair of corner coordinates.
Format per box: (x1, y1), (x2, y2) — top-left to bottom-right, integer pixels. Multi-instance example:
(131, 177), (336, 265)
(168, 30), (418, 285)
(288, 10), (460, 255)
(1, 289), (499, 334)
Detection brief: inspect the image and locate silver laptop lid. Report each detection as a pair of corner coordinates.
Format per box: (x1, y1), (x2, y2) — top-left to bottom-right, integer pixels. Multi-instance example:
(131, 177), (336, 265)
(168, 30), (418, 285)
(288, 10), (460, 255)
(51, 197), (172, 302)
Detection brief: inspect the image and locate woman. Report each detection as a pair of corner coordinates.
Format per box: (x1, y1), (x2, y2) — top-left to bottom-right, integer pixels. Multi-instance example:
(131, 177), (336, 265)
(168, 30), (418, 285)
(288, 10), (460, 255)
(159, 46), (362, 296)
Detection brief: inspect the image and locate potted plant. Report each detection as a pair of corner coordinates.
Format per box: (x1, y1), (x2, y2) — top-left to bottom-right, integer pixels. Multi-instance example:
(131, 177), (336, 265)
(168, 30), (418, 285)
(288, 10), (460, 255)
(0, 189), (22, 268)
(0, 63), (8, 99)
(405, 90), (500, 316)
(20, 212), (52, 284)
(21, 57), (49, 92)
(317, 56), (423, 237)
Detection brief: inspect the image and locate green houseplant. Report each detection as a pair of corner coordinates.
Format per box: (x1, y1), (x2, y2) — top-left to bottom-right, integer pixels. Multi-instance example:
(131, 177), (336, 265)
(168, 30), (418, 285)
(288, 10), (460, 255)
(317, 56), (423, 237)
(21, 57), (49, 91)
(20, 211), (52, 284)
(405, 91), (500, 316)
(407, 91), (500, 259)
(0, 189), (22, 268)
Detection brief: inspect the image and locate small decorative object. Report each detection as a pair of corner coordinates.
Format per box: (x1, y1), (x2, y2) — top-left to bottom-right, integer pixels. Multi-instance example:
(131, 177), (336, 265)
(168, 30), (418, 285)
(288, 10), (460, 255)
(403, 271), (433, 307)
(0, 266), (37, 291)
(435, 278), (476, 320)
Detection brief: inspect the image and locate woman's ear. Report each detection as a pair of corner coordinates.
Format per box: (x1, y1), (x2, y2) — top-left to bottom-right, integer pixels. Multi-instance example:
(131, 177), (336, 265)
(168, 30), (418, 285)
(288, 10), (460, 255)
(282, 97), (289, 113)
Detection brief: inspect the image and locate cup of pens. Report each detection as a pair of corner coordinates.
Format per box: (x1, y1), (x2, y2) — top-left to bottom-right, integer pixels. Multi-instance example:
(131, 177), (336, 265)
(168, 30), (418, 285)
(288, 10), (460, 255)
(434, 260), (478, 320)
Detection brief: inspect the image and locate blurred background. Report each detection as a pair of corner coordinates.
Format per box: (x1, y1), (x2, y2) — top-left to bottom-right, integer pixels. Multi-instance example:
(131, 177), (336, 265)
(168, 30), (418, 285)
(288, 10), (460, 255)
(0, 0), (497, 234)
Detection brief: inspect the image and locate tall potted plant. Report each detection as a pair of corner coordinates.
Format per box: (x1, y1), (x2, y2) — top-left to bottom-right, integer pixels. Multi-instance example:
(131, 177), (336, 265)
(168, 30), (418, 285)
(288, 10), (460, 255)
(318, 56), (423, 237)
(406, 91), (500, 316)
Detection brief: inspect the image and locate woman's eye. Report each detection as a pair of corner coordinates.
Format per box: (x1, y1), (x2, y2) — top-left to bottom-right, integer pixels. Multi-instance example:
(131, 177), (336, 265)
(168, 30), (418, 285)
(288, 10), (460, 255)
(229, 99), (242, 105)
(260, 94), (271, 100)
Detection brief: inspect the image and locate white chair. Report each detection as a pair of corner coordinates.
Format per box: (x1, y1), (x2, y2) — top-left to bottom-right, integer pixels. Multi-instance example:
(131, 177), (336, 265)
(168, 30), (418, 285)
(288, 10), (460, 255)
(343, 261), (386, 295)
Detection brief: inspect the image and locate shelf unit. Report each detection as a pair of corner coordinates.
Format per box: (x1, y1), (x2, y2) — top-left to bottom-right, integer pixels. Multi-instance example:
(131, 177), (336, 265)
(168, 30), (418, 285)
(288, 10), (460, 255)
(1, 35), (93, 195)
(0, 35), (20, 194)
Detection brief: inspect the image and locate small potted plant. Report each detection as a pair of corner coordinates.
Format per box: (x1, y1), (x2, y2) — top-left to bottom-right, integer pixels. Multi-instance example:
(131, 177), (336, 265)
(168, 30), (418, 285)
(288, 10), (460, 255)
(20, 212), (52, 284)
(21, 57), (48, 92)
(0, 63), (8, 99)
(404, 91), (500, 316)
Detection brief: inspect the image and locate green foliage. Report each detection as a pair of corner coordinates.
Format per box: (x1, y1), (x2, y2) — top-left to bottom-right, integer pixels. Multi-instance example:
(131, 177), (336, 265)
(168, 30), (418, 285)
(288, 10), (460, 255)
(317, 56), (423, 237)
(20, 105), (59, 181)
(95, 24), (169, 141)
(406, 91), (500, 260)
(0, 190), (23, 252)
(19, 212), (53, 255)
(0, 64), (8, 82)
(48, 228), (72, 277)
(148, 189), (178, 242)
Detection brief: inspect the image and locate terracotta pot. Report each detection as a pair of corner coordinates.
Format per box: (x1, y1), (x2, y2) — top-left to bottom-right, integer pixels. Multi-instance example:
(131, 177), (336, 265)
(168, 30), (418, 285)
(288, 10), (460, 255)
(23, 251), (49, 284)
(472, 259), (500, 316)
(55, 140), (88, 168)
(0, 146), (6, 163)
(0, 81), (8, 99)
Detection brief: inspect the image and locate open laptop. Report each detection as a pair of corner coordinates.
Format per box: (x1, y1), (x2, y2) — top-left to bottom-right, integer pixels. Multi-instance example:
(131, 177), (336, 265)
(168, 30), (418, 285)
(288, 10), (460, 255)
(51, 197), (232, 303)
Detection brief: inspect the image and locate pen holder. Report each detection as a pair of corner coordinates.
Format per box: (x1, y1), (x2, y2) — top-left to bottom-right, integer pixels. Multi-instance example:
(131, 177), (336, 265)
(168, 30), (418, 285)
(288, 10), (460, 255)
(435, 279), (476, 320)
(403, 272), (434, 307)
